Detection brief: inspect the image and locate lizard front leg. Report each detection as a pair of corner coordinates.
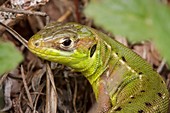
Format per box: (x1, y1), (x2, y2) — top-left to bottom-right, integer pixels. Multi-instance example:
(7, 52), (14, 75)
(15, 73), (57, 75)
(88, 81), (111, 113)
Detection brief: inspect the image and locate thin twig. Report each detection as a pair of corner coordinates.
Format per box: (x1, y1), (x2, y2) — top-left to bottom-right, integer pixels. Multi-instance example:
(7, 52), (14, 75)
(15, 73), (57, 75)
(73, 78), (78, 113)
(157, 59), (166, 73)
(33, 81), (46, 113)
(46, 63), (57, 96)
(0, 22), (28, 48)
(57, 9), (71, 22)
(21, 65), (33, 109)
(45, 63), (50, 113)
(0, 7), (47, 17)
(46, 62), (57, 112)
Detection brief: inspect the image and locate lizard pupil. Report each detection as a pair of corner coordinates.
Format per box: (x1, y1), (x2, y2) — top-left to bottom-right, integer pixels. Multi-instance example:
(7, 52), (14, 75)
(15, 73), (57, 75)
(62, 39), (72, 46)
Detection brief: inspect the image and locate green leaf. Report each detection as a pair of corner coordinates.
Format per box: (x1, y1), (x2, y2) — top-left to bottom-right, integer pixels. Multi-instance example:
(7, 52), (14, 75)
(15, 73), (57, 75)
(0, 42), (23, 75)
(85, 0), (170, 64)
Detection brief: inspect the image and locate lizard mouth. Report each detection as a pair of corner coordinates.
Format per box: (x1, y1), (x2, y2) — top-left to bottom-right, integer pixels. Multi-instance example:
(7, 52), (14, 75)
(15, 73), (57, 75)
(28, 38), (57, 60)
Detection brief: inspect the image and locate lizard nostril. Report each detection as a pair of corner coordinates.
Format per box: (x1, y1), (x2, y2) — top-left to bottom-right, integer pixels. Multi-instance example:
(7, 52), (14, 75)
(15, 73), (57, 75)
(34, 41), (40, 47)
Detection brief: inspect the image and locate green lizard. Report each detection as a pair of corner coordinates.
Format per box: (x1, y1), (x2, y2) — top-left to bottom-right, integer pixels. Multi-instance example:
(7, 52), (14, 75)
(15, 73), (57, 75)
(1, 22), (169, 112)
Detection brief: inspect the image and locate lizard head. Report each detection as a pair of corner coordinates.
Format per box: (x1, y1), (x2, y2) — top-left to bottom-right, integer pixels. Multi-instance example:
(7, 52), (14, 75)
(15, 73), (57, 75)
(28, 22), (99, 71)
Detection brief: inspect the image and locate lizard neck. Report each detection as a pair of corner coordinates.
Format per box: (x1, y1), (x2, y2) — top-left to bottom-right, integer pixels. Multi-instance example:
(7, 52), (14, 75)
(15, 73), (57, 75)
(81, 39), (112, 98)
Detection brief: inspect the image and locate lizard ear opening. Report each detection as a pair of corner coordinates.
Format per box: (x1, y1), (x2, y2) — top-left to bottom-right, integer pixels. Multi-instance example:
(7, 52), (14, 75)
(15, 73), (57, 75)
(90, 44), (97, 57)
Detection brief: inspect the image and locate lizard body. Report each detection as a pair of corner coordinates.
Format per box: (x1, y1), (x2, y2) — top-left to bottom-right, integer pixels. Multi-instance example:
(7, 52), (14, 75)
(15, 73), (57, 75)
(26, 22), (169, 112)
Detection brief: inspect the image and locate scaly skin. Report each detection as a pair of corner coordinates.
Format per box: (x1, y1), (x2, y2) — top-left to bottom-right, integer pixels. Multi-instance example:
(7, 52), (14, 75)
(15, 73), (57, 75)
(28, 22), (169, 113)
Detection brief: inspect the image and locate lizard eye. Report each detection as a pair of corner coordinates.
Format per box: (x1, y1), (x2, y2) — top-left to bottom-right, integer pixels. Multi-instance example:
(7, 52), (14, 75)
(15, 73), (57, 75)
(59, 37), (74, 50)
